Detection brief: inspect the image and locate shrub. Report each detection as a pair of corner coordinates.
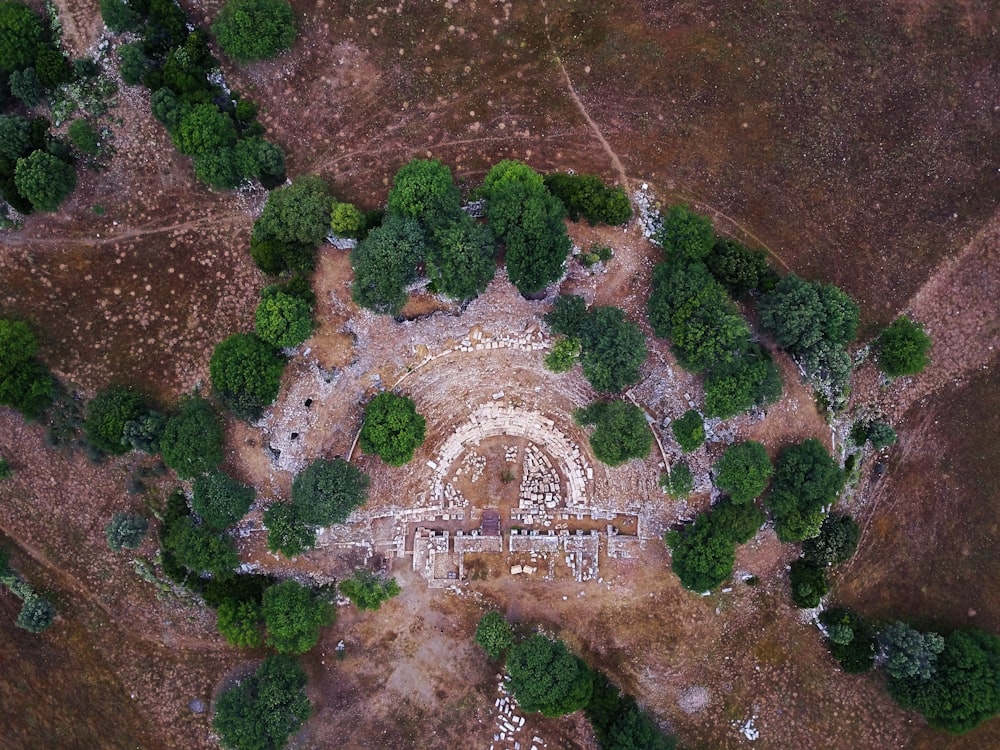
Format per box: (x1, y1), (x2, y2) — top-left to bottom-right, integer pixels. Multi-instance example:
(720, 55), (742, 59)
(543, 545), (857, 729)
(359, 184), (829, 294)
(350, 213), (425, 315)
(507, 635), (593, 717)
(474, 611), (514, 659)
(577, 306), (647, 393)
(210, 333), (286, 420)
(0, 457), (10, 479)
(0, 114), (30, 160)
(653, 205), (714, 261)
(866, 421), (897, 450)
(671, 410), (704, 452)
(788, 559), (828, 608)
(386, 157), (462, 231)
(338, 571), (401, 611)
(68, 119), (100, 156)
(255, 288), (313, 349)
(544, 337), (581, 373)
(84, 385), (146, 454)
(264, 502), (314, 557)
(880, 621), (945, 682)
(213, 654), (311, 750)
(192, 471), (255, 530)
(160, 396), (224, 478)
(14, 150), (76, 212)
(106, 512), (149, 551)
(704, 238), (775, 298)
(659, 462), (694, 498)
(291, 458), (369, 527)
(801, 512), (859, 567)
(426, 214), (496, 302)
(703, 346), (783, 419)
(713, 441), (772, 503)
(330, 201), (364, 237)
(213, 0), (296, 63)
(585, 672), (677, 750)
(16, 594), (55, 633)
(163, 516), (239, 579)
(216, 598), (263, 648)
(0, 318), (54, 418)
(819, 608), (876, 673)
(574, 400), (652, 467)
(261, 579), (334, 654)
(875, 316), (931, 377)
(359, 392), (426, 466)
(766, 439), (844, 542)
(543, 172), (632, 225)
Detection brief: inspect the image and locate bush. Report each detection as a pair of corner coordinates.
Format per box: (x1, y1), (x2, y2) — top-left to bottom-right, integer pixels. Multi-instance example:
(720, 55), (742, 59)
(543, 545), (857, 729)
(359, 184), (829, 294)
(880, 621), (945, 682)
(713, 441), (773, 503)
(255, 288), (313, 349)
(704, 237), (775, 298)
(68, 119), (100, 156)
(0, 457), (10, 479)
(0, 114), (30, 160)
(788, 559), (828, 608)
(386, 157), (462, 231)
(84, 385), (146, 455)
(164, 516), (239, 579)
(474, 611), (514, 659)
(577, 306), (647, 393)
(426, 214), (496, 302)
(801, 512), (859, 567)
(213, 0), (296, 62)
(574, 400), (652, 467)
(507, 635), (593, 717)
(16, 594), (55, 633)
(544, 337), (581, 373)
(543, 172), (632, 226)
(0, 318), (54, 418)
(703, 346), (783, 419)
(819, 608), (876, 673)
(210, 333), (286, 420)
(213, 654), (311, 750)
(659, 462), (694, 498)
(671, 410), (704, 452)
(117, 42), (152, 85)
(14, 150), (76, 212)
(338, 571), (401, 611)
(766, 439), (844, 542)
(350, 213), (425, 315)
(264, 502), (314, 557)
(291, 458), (369, 527)
(192, 471), (255, 530)
(216, 598), (263, 648)
(106, 512), (149, 551)
(359, 392), (426, 466)
(160, 396), (224, 478)
(875, 315), (932, 377)
(261, 579), (334, 654)
(653, 205), (714, 261)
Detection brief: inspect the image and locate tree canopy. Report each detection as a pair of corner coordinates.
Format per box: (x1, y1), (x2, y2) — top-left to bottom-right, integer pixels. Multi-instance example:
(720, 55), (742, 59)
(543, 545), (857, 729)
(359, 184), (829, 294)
(426, 214), (497, 302)
(574, 400), (652, 467)
(667, 499), (764, 591)
(713, 441), (773, 503)
(766, 438), (844, 542)
(255, 288), (314, 349)
(880, 622), (945, 682)
(875, 315), (932, 377)
(0, 2), (44, 73)
(507, 635), (594, 717)
(801, 512), (859, 567)
(164, 515), (239, 578)
(159, 396), (224, 478)
(543, 172), (632, 226)
(251, 175), (332, 273)
(759, 275), (859, 352)
(359, 392), (426, 466)
(671, 409), (705, 452)
(577, 306), (648, 393)
(192, 471), (256, 530)
(474, 611), (514, 660)
(704, 237), (776, 298)
(338, 571), (401, 611)
(14, 150), (77, 213)
(210, 333), (286, 420)
(84, 385), (146, 455)
(261, 580), (334, 654)
(788, 558), (829, 608)
(106, 512), (149, 551)
(386, 157), (462, 230)
(264, 502), (315, 558)
(703, 346), (783, 419)
(350, 213), (425, 315)
(213, 0), (296, 63)
(291, 458), (370, 527)
(660, 462), (694, 498)
(0, 318), (53, 418)
(654, 205), (715, 261)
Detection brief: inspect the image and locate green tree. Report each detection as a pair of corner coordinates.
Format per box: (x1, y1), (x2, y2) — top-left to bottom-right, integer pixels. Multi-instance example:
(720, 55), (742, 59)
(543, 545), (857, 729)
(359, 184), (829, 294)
(213, 654), (311, 750)
(261, 579), (334, 654)
(544, 337), (581, 373)
(251, 175), (331, 273)
(264, 502), (314, 557)
(14, 151), (76, 212)
(9, 67), (41, 105)
(766, 439), (844, 542)
(329, 201), (364, 237)
(654, 205), (714, 261)
(117, 42), (153, 85)
(213, 0), (296, 62)
(173, 103), (237, 156)
(234, 137), (285, 186)
(160, 396), (224, 478)
(0, 2), (44, 73)
(386, 157), (462, 229)
(671, 410), (704, 452)
(474, 611), (514, 660)
(68, 119), (100, 156)
(704, 238), (775, 298)
(545, 294), (589, 338)
(0, 114), (30, 160)
(105, 512), (149, 551)
(577, 306), (647, 393)
(574, 400), (652, 467)
(507, 635), (593, 717)
(875, 315), (932, 377)
(819, 608), (877, 674)
(543, 172), (632, 226)
(0, 318), (54, 418)
(84, 385), (145, 455)
(194, 148), (241, 189)
(714, 441), (772, 503)
(350, 213), (425, 315)
(192, 471), (256, 530)
(210, 333), (286, 420)
(788, 558), (828, 608)
(0, 457), (10, 479)
(99, 0), (144, 33)
(867, 421), (897, 449)
(801, 512), (859, 567)
(667, 499), (762, 592)
(659, 462), (694, 498)
(122, 409), (168, 453)
(359, 392), (426, 466)
(291, 458), (369, 527)
(338, 571), (401, 611)
(255, 288), (313, 349)
(880, 622), (945, 682)
(585, 672), (677, 750)
(16, 594), (55, 633)
(759, 275), (859, 352)
(216, 598), (263, 648)
(164, 516), (239, 578)
(703, 347), (783, 419)
(426, 214), (496, 302)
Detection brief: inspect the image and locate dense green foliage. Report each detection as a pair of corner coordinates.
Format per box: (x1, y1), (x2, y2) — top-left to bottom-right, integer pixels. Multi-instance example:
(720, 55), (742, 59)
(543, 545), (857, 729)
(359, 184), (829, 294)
(543, 172), (632, 226)
(474, 611), (514, 660)
(359, 392), (426, 466)
(210, 333), (286, 420)
(426, 214), (496, 301)
(851, 418), (897, 450)
(159, 396), (224, 478)
(350, 213), (425, 315)
(713, 441), (773, 503)
(264, 502), (314, 557)
(215, 598), (263, 648)
(255, 287), (314, 349)
(819, 608), (877, 674)
(330, 200), (364, 237)
(14, 150), (77, 212)
(0, 456), (10, 479)
(659, 462), (694, 498)
(875, 315), (932, 377)
(386, 157), (462, 230)
(880, 622), (945, 681)
(545, 294), (588, 338)
(574, 400), (652, 467)
(164, 515), (239, 578)
(16, 594), (55, 633)
(261, 580), (334, 654)
(766, 439), (844, 542)
(702, 345), (783, 419)
(251, 175), (331, 273)
(105, 512), (149, 551)
(213, 0), (296, 62)
(213, 654), (311, 750)
(666, 499), (765, 591)
(704, 238), (776, 298)
(585, 671), (677, 750)
(192, 471), (256, 530)
(480, 160), (571, 296)
(0, 2), (44, 73)
(544, 337), (581, 373)
(290, 458), (369, 527)
(654, 205), (714, 261)
(99, 0), (144, 33)
(122, 407), (166, 451)
(801, 512), (859, 567)
(0, 318), (54, 418)
(84, 385), (146, 454)
(671, 410), (705, 453)
(788, 559), (829, 608)
(507, 635), (593, 717)
(338, 571), (401, 611)
(67, 119), (100, 156)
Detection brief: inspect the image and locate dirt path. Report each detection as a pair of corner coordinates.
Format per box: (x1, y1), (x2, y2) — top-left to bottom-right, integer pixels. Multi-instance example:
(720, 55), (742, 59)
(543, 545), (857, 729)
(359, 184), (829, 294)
(2, 210), (249, 247)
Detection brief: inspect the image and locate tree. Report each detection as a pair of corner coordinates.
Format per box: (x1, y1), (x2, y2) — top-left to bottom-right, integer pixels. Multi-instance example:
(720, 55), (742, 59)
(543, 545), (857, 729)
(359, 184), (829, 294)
(359, 392), (426, 466)
(703, 346), (783, 419)
(759, 275), (859, 353)
(659, 462), (694, 498)
(577, 306), (647, 393)
(766, 439), (844, 543)
(880, 621), (945, 682)
(216, 598), (263, 648)
(544, 337), (581, 373)
(788, 558), (829, 608)
(117, 42), (153, 85)
(0, 318), (54, 418)
(704, 238), (775, 298)
(474, 611), (514, 659)
(330, 201), (364, 237)
(671, 410), (704, 452)
(586, 672), (677, 750)
(291, 458), (369, 527)
(16, 594), (55, 633)
(819, 608), (877, 674)
(387, 157), (462, 230)
(545, 294), (589, 339)
(68, 119), (100, 156)
(255, 288), (313, 349)
(99, 0), (144, 33)
(14, 151), (76, 212)
(0, 114), (30, 160)
(654, 205), (714, 261)
(106, 512), (149, 551)
(350, 213), (425, 315)
(507, 635), (593, 717)
(252, 175), (332, 273)
(714, 441), (772, 503)
(234, 137), (285, 186)
(213, 654), (311, 750)
(542, 172), (632, 226)
(194, 148), (241, 189)
(264, 502), (315, 557)
(338, 571), (401, 611)
(210, 333), (286, 420)
(173, 103), (237, 156)
(160, 396), (224, 478)
(192, 471), (256, 530)
(164, 516), (239, 578)
(426, 214), (496, 302)
(667, 499), (763, 592)
(875, 315), (932, 377)
(213, 0), (296, 62)
(866, 421), (897, 450)
(122, 410), (168, 453)
(261, 580), (334, 654)
(574, 400), (652, 467)
(84, 385), (145, 454)
(0, 2), (44, 73)
(9, 67), (42, 105)
(801, 512), (859, 567)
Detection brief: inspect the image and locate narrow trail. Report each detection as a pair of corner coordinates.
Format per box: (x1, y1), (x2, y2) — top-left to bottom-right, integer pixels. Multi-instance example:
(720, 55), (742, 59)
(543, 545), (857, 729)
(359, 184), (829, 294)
(2, 211), (249, 248)
(541, 2), (630, 189)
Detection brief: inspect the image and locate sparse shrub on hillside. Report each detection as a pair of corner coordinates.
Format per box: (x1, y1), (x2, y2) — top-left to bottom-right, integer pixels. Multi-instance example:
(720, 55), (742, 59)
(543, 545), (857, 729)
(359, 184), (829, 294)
(671, 410), (704, 453)
(159, 396), (224, 478)
(210, 333), (286, 420)
(659, 462), (694, 498)
(543, 172), (632, 226)
(653, 205), (714, 261)
(359, 392), (426, 466)
(338, 571), (400, 611)
(875, 315), (932, 377)
(105, 512), (149, 551)
(788, 558), (829, 608)
(766, 439), (844, 543)
(575, 400), (652, 467)
(261, 579), (334, 654)
(213, 0), (296, 63)
(474, 611), (514, 660)
(507, 635), (593, 717)
(84, 385), (145, 455)
(291, 458), (369, 527)
(713, 441), (773, 503)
